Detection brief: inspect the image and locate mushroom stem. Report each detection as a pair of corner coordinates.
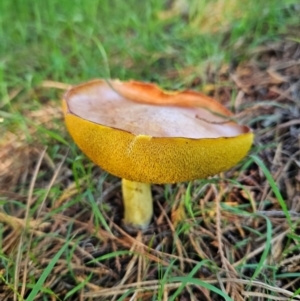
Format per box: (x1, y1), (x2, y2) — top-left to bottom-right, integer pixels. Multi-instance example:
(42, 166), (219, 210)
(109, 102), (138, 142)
(122, 179), (153, 229)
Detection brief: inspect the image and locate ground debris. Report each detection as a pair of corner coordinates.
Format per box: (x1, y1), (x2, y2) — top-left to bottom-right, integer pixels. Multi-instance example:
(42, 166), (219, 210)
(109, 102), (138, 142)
(1, 39), (300, 300)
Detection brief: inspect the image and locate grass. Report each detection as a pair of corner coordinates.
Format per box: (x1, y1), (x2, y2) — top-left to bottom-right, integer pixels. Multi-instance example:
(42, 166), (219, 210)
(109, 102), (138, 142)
(1, 0), (300, 300)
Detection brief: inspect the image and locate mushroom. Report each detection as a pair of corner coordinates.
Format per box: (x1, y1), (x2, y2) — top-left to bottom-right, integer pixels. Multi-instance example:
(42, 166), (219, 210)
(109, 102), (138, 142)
(62, 79), (253, 229)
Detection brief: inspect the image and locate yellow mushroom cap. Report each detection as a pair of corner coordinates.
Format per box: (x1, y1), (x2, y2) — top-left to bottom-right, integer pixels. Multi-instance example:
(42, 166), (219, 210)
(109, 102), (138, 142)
(63, 79), (254, 184)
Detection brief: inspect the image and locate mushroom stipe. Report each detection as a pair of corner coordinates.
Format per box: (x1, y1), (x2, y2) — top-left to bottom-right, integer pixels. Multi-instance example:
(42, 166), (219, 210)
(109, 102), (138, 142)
(63, 79), (253, 229)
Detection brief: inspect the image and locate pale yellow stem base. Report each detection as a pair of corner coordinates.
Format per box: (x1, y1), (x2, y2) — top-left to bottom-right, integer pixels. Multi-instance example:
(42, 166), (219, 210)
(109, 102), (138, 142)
(122, 179), (153, 229)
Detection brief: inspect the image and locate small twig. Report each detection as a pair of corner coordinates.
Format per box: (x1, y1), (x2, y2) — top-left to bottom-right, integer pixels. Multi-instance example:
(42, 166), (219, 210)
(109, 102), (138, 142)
(242, 291), (297, 301)
(256, 210), (300, 217)
(279, 253), (300, 267)
(41, 80), (71, 90)
(233, 229), (290, 267)
(156, 199), (185, 272)
(111, 234), (141, 301)
(17, 148), (46, 301)
(82, 277), (300, 299)
(215, 186), (243, 300)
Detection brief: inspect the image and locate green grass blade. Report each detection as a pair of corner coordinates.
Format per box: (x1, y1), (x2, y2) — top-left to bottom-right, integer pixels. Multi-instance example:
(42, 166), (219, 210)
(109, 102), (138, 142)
(88, 250), (134, 264)
(250, 155), (293, 229)
(88, 192), (112, 235)
(250, 214), (272, 281)
(117, 288), (135, 301)
(168, 276), (234, 301)
(93, 37), (111, 80)
(64, 273), (92, 300)
(26, 237), (71, 301)
(168, 260), (223, 301)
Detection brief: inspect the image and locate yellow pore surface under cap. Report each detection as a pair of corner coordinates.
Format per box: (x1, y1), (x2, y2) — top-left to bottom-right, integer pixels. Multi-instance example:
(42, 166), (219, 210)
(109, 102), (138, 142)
(63, 100), (253, 184)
